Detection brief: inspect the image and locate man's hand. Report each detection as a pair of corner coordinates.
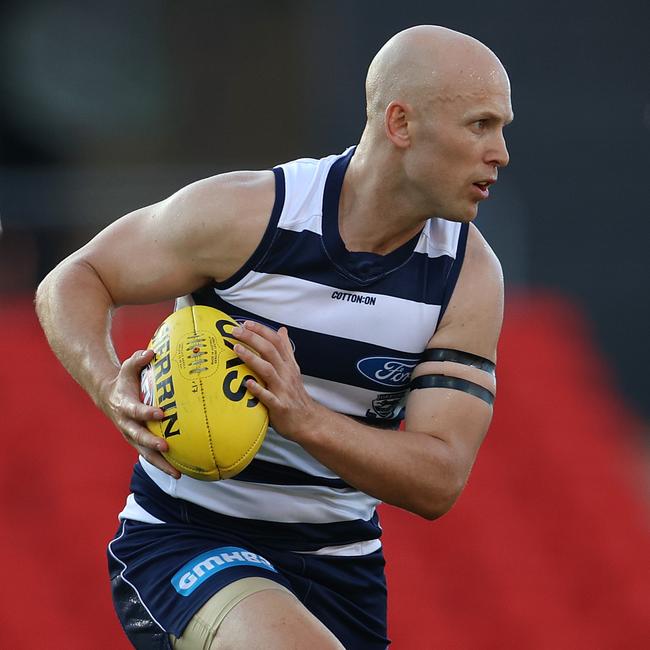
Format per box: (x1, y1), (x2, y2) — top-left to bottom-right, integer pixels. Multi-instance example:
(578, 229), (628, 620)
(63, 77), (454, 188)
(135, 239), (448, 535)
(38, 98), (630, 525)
(99, 349), (181, 479)
(232, 321), (322, 441)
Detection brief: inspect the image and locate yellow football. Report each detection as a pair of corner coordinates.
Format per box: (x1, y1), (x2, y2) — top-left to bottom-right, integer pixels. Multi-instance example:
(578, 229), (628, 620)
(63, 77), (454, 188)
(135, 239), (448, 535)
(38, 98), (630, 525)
(140, 305), (269, 481)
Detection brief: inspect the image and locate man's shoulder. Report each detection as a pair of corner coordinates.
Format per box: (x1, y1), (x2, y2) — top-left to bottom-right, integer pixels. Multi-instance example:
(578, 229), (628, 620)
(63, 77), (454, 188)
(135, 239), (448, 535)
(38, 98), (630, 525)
(278, 147), (354, 184)
(458, 223), (503, 314)
(431, 222), (504, 352)
(465, 223), (502, 277)
(166, 169), (277, 241)
(172, 169), (276, 217)
(278, 148), (352, 169)
(156, 169), (278, 283)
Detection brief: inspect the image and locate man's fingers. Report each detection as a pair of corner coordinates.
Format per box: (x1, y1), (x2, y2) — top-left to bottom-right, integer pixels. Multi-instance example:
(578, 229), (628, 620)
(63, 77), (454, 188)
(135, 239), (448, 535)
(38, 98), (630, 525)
(127, 398), (164, 423)
(245, 377), (279, 409)
(233, 322), (286, 364)
(109, 389), (163, 423)
(124, 421), (167, 451)
(99, 348), (181, 480)
(121, 415), (181, 479)
(232, 321), (275, 349)
(278, 327), (300, 369)
(233, 343), (278, 384)
(136, 445), (181, 479)
(127, 348), (155, 369)
(115, 350), (164, 421)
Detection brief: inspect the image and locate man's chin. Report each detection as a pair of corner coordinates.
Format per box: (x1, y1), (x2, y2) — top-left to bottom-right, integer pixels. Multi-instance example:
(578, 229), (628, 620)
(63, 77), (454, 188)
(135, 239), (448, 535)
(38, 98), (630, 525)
(438, 207), (478, 224)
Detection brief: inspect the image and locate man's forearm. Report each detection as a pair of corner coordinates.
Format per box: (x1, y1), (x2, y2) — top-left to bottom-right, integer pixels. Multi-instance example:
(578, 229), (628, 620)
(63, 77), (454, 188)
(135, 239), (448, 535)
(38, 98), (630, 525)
(35, 258), (122, 407)
(232, 320), (489, 521)
(289, 404), (469, 520)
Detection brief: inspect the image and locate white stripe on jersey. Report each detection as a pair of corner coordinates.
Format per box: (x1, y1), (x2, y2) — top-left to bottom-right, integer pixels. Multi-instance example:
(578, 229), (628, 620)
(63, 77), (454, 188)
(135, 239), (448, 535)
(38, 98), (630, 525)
(217, 271), (441, 353)
(140, 458), (380, 524)
(280, 153), (340, 235)
(296, 539), (382, 556)
(416, 218), (463, 258)
(119, 493), (165, 524)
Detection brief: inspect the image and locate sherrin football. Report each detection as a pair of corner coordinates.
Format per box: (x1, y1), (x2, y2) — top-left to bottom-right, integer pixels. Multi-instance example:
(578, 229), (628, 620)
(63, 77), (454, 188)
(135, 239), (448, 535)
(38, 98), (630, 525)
(140, 305), (269, 481)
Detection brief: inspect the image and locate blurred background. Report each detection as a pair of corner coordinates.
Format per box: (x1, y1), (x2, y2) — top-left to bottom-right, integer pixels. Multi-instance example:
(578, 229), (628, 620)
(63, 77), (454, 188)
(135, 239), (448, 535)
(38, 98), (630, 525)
(1, 1), (648, 648)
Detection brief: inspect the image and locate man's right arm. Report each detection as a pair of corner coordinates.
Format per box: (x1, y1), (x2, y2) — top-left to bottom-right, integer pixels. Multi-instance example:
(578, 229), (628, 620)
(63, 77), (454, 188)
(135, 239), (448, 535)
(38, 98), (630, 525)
(35, 170), (276, 476)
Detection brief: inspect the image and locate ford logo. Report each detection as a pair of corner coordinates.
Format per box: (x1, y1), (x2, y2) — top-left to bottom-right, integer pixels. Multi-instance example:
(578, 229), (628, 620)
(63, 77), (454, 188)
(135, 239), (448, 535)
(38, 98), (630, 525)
(357, 357), (418, 387)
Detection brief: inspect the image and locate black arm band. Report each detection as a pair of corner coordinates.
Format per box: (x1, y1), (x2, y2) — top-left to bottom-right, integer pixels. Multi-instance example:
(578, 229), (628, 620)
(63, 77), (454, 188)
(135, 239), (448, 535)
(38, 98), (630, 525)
(409, 374), (495, 406)
(421, 348), (496, 375)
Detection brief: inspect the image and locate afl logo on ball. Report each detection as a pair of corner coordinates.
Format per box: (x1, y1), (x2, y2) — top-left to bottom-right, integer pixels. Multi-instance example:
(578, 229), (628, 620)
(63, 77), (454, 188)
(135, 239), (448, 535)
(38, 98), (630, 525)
(357, 357), (417, 387)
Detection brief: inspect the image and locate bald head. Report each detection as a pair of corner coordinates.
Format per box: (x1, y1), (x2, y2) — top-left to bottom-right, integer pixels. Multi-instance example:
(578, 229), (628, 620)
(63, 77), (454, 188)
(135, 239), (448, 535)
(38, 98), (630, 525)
(365, 25), (509, 124)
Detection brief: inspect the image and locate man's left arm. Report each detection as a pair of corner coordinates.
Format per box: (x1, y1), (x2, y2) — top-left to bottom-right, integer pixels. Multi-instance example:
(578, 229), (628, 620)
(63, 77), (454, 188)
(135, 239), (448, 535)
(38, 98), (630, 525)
(233, 224), (503, 520)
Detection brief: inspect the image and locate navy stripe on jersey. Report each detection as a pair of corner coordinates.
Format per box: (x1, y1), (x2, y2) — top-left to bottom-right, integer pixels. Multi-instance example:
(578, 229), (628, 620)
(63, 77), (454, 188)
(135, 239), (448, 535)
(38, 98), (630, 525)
(212, 166), (286, 291)
(438, 221), (469, 324)
(254, 226), (453, 305)
(190, 289), (421, 392)
(233, 459), (351, 489)
(131, 464), (381, 551)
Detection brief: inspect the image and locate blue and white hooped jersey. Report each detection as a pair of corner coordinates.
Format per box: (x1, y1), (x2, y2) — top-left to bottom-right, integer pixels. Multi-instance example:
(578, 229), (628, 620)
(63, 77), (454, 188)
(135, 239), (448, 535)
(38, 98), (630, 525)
(122, 147), (469, 554)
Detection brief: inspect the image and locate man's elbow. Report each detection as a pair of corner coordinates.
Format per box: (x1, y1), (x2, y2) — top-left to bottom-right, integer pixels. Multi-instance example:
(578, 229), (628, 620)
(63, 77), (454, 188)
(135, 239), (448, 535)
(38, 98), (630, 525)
(35, 271), (55, 322)
(35, 258), (88, 329)
(35, 263), (67, 318)
(416, 478), (466, 521)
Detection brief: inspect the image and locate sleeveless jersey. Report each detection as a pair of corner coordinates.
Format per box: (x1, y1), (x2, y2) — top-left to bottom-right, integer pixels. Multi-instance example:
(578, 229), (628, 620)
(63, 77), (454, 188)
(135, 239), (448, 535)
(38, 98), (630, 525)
(121, 147), (469, 554)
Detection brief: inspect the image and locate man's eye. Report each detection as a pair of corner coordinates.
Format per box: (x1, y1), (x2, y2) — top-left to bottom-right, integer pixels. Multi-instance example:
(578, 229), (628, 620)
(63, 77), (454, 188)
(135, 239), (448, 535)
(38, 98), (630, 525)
(474, 119), (487, 130)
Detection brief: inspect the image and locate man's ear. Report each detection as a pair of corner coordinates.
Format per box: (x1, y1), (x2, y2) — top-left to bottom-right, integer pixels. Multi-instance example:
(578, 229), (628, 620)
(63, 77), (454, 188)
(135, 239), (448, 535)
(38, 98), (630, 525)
(385, 100), (411, 147)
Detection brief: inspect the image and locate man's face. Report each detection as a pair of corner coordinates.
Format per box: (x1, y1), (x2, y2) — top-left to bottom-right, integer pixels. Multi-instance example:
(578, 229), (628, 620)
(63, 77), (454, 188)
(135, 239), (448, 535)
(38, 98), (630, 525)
(405, 73), (513, 222)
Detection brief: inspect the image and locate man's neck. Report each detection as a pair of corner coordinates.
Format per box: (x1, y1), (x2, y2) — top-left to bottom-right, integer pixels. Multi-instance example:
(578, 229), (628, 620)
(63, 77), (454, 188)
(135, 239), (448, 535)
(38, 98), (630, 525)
(338, 142), (430, 255)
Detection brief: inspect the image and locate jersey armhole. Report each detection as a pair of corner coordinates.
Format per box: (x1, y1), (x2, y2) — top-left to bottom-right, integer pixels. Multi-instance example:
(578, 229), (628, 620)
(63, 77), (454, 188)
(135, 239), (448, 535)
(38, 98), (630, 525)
(207, 166), (286, 290)
(435, 221), (470, 329)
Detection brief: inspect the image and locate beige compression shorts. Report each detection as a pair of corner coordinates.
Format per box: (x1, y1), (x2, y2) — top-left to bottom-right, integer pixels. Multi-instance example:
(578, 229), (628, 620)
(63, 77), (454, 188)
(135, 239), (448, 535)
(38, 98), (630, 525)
(169, 576), (293, 649)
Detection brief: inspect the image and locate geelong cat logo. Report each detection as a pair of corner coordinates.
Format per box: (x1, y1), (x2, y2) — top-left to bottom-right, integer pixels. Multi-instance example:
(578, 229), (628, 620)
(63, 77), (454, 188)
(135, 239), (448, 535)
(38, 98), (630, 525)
(357, 357), (417, 387)
(172, 546), (277, 596)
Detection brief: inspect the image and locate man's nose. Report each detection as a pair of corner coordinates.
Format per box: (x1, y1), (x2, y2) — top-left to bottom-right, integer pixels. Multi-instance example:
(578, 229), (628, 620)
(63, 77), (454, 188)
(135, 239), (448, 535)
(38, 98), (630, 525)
(488, 130), (510, 168)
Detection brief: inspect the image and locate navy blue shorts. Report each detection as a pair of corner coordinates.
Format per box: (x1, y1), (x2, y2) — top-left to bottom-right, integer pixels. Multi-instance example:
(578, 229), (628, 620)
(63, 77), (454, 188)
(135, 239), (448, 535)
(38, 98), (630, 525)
(108, 497), (389, 649)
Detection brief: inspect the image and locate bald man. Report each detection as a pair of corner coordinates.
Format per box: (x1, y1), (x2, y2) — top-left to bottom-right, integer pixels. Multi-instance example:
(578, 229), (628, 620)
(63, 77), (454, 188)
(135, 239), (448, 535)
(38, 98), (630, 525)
(36, 25), (513, 650)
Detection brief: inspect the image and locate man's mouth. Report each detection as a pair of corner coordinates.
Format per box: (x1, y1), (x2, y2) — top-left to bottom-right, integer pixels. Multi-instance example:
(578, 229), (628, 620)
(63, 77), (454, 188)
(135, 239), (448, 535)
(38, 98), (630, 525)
(473, 177), (496, 190)
(472, 180), (493, 199)
(472, 178), (496, 200)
